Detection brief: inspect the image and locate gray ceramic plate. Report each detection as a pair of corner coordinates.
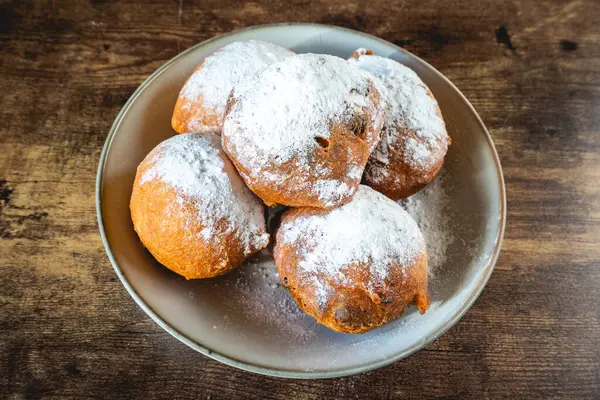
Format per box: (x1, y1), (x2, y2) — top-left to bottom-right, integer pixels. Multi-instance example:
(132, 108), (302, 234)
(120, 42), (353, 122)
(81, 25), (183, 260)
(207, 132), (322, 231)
(96, 23), (506, 379)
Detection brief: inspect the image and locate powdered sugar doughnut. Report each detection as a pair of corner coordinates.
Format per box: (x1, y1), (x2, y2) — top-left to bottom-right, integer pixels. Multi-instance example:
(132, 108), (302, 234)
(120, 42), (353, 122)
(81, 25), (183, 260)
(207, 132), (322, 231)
(172, 40), (294, 134)
(349, 49), (451, 199)
(130, 133), (269, 279)
(222, 54), (385, 209)
(274, 185), (430, 334)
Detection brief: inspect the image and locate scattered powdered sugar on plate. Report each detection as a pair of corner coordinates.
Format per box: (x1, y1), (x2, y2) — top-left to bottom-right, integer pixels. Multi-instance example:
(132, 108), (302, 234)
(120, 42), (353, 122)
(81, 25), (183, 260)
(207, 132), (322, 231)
(280, 185), (426, 302)
(348, 52), (449, 173)
(399, 170), (455, 277)
(207, 248), (318, 343)
(230, 252), (318, 341)
(223, 53), (382, 206)
(139, 133), (269, 253)
(179, 40), (294, 130)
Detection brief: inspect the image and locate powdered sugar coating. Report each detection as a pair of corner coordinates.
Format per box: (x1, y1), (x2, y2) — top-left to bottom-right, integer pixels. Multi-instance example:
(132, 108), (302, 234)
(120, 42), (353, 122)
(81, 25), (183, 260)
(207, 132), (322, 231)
(140, 133), (269, 254)
(348, 52), (449, 183)
(279, 185), (426, 304)
(178, 40), (294, 132)
(222, 53), (384, 208)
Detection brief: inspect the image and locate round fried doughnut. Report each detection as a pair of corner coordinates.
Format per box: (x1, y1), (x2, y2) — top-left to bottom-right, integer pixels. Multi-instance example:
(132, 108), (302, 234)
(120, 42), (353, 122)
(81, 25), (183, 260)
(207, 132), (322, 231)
(222, 53), (385, 209)
(348, 48), (451, 199)
(274, 185), (430, 334)
(130, 133), (269, 279)
(172, 40), (294, 134)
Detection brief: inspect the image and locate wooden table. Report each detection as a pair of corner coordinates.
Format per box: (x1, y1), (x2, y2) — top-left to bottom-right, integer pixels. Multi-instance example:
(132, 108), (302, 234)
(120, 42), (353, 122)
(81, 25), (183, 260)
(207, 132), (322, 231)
(1, 0), (599, 398)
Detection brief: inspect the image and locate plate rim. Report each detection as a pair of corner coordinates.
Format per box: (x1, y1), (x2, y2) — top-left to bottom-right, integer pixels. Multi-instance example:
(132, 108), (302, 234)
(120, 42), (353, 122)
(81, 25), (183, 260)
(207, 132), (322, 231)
(96, 22), (507, 379)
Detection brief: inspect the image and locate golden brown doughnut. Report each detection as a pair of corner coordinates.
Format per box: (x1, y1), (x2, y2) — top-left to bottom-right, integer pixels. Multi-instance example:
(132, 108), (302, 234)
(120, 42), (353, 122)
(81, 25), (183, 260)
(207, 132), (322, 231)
(274, 185), (430, 334)
(222, 53), (385, 209)
(171, 40), (295, 134)
(130, 133), (269, 279)
(348, 49), (451, 199)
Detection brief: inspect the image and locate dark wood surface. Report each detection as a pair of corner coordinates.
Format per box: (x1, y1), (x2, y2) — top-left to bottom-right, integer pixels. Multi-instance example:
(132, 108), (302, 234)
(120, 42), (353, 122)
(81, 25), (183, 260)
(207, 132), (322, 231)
(1, 0), (599, 398)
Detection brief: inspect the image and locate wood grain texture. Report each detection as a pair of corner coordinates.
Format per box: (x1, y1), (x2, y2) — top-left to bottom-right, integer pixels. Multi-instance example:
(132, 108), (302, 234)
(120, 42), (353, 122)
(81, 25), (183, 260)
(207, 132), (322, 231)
(1, 0), (599, 398)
